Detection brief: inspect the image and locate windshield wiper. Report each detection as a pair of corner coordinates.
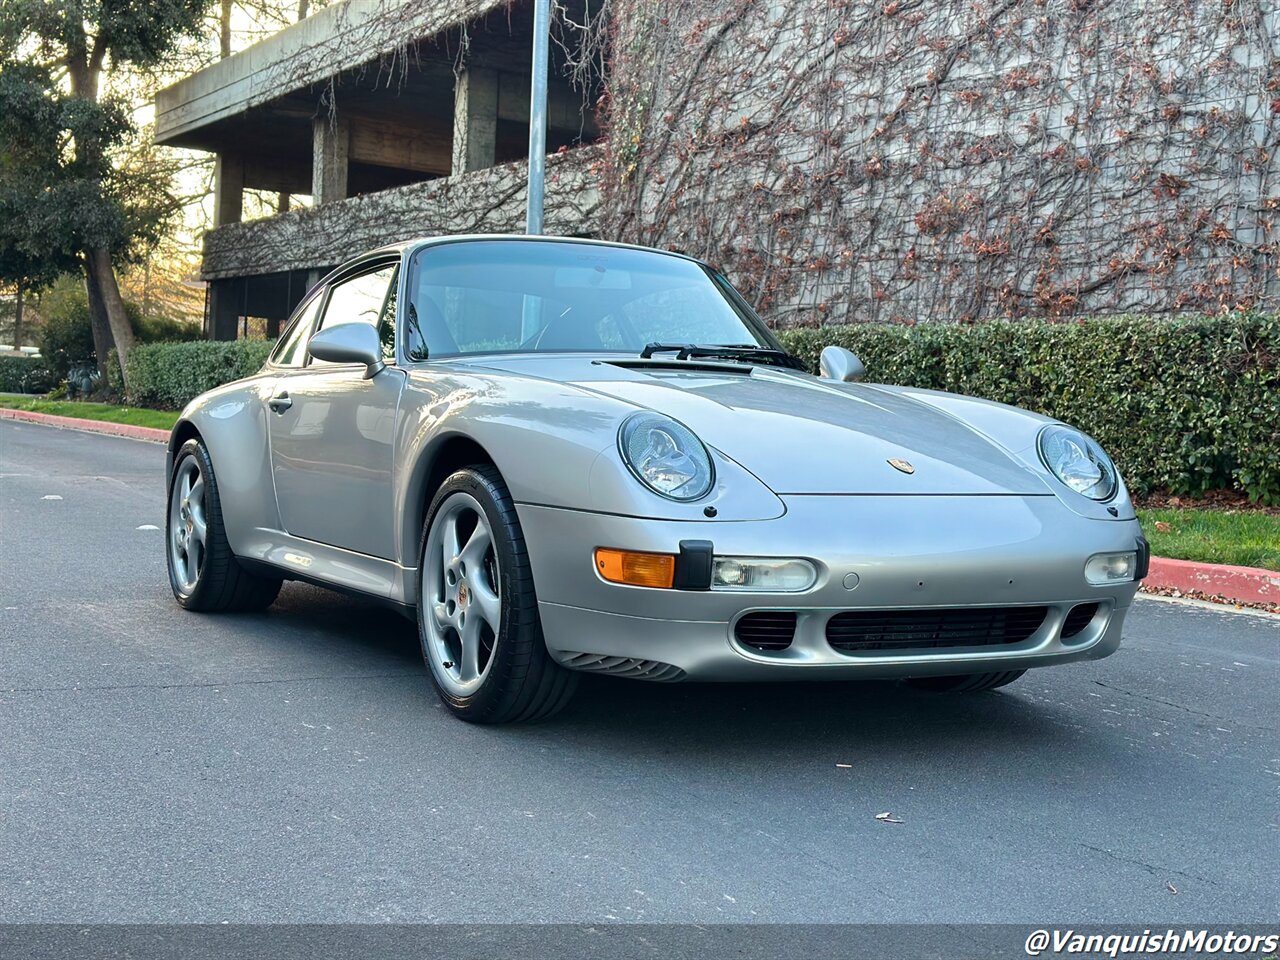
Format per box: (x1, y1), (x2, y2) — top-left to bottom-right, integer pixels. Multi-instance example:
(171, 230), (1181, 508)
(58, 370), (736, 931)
(640, 342), (808, 371)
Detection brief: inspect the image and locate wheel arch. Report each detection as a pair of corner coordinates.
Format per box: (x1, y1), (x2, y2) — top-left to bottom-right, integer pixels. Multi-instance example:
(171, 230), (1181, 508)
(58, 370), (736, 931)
(166, 420), (203, 477)
(399, 432), (502, 568)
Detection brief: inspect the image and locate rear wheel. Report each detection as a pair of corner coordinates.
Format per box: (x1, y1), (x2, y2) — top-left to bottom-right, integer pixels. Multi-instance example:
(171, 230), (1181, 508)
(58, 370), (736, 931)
(903, 670), (1027, 693)
(417, 466), (576, 723)
(166, 438), (282, 612)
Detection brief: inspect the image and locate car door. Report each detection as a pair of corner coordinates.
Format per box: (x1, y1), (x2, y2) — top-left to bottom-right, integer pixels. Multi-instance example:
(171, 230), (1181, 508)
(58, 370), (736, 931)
(266, 259), (405, 559)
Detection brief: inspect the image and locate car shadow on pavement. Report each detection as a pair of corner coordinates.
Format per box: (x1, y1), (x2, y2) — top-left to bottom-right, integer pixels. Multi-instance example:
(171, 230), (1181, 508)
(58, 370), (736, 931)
(264, 584), (1102, 764)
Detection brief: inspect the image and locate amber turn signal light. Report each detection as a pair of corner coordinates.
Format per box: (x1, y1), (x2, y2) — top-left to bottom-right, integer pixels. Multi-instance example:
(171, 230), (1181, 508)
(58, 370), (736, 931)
(594, 548), (676, 588)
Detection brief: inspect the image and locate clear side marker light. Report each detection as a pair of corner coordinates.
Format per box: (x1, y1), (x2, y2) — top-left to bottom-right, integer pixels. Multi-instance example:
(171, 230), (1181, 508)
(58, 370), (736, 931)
(711, 557), (817, 592)
(1085, 552), (1137, 585)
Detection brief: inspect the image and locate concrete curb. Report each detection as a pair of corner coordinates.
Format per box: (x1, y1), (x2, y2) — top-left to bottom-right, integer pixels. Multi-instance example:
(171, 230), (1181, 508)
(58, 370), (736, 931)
(1143, 556), (1280, 606)
(0, 407), (169, 443)
(5, 407), (1278, 607)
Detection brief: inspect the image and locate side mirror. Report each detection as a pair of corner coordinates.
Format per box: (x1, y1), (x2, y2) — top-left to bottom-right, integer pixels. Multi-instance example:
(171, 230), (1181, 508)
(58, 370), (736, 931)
(819, 345), (865, 382)
(308, 322), (385, 379)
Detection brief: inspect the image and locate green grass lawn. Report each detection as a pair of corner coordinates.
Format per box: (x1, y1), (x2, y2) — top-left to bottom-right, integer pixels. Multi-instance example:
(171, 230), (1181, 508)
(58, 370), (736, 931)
(0, 397), (178, 431)
(1137, 507), (1280, 572)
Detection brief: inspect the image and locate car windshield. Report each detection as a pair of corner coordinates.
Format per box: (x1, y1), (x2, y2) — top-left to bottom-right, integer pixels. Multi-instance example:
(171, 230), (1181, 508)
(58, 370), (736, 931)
(402, 239), (780, 360)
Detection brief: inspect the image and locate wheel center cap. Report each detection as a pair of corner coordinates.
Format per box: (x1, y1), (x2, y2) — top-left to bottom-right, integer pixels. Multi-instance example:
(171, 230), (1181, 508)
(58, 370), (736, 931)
(457, 582), (470, 609)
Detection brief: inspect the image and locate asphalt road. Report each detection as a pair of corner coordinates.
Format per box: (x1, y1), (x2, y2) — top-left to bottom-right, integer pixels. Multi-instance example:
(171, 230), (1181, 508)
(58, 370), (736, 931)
(1, 420), (1277, 924)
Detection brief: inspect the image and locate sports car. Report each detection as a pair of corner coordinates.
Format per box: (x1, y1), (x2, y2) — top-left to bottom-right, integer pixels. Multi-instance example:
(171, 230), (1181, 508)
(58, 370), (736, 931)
(166, 235), (1148, 722)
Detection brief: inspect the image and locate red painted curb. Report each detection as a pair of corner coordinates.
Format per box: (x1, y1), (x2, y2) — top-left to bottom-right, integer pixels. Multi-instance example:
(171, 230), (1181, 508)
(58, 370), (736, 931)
(0, 407), (169, 443)
(1145, 556), (1280, 605)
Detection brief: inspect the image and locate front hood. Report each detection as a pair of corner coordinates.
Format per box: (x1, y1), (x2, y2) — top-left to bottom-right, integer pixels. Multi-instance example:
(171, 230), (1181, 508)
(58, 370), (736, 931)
(463, 355), (1053, 495)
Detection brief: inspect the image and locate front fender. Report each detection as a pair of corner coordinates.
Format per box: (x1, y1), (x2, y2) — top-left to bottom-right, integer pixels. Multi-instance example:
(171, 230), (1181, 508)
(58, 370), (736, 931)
(393, 369), (785, 565)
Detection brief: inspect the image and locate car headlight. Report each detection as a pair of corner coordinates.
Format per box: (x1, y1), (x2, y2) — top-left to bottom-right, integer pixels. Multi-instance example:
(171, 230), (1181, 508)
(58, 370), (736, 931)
(1038, 424), (1118, 501)
(618, 413), (715, 501)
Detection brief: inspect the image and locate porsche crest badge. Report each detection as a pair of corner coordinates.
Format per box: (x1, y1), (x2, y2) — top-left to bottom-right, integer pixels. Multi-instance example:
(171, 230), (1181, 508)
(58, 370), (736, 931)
(888, 458), (915, 474)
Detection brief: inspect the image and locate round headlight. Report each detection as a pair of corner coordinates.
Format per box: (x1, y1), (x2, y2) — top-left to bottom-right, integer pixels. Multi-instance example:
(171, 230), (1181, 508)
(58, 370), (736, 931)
(1038, 424), (1118, 501)
(618, 413), (715, 501)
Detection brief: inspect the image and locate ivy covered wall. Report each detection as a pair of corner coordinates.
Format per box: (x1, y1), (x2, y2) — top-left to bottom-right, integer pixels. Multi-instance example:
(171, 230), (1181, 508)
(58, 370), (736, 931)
(599, 0), (1280, 325)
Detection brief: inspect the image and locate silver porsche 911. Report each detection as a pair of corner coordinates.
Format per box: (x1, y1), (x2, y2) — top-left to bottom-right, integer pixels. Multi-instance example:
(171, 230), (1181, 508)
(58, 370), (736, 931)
(166, 235), (1148, 722)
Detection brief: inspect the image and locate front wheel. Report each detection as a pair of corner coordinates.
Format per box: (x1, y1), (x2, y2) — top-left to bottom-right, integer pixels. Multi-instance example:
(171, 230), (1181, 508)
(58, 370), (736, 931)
(166, 438), (282, 612)
(417, 466), (576, 723)
(903, 670), (1027, 693)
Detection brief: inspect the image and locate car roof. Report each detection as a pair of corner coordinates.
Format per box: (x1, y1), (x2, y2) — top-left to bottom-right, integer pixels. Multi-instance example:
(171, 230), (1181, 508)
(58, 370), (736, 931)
(364, 234), (708, 267)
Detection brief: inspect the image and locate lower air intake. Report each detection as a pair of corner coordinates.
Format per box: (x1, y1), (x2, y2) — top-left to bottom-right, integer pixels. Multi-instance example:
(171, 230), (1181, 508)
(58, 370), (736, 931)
(734, 611), (798, 651)
(827, 606), (1049, 653)
(1061, 602), (1100, 639)
(559, 652), (685, 682)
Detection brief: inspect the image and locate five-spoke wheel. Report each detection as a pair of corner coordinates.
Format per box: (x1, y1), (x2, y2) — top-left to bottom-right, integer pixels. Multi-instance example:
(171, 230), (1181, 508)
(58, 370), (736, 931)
(166, 438), (281, 612)
(168, 456), (208, 595)
(417, 466), (577, 723)
(423, 492), (502, 697)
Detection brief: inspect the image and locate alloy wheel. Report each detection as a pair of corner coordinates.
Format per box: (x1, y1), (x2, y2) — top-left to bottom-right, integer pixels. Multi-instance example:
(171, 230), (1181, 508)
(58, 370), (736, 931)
(422, 492), (502, 696)
(168, 457), (207, 594)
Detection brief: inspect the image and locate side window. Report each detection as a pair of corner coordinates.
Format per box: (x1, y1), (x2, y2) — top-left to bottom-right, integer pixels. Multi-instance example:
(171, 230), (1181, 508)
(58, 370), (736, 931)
(311, 263), (397, 365)
(271, 295), (321, 367)
(377, 267), (398, 361)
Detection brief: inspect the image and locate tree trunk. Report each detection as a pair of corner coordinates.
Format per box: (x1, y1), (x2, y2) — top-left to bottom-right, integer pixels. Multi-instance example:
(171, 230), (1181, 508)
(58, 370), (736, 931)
(87, 248), (136, 394)
(83, 264), (116, 380)
(220, 0), (233, 58)
(13, 286), (22, 348)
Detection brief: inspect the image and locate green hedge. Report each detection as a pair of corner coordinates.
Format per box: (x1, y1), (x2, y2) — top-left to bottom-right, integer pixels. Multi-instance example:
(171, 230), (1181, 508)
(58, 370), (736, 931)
(112, 340), (275, 410)
(0, 355), (57, 394)
(777, 312), (1280, 504)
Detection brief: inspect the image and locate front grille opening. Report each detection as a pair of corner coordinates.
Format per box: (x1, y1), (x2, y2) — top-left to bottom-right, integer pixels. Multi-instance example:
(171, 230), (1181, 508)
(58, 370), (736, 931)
(735, 611), (798, 651)
(1061, 602), (1100, 639)
(826, 606), (1048, 653)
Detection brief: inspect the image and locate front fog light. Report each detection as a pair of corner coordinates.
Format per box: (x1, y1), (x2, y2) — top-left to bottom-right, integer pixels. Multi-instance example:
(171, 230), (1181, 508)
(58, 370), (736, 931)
(711, 557), (817, 592)
(1085, 551), (1137, 585)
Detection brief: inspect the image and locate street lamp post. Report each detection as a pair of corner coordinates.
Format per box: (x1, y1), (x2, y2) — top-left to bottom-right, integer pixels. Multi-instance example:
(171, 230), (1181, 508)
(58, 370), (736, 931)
(525, 0), (551, 235)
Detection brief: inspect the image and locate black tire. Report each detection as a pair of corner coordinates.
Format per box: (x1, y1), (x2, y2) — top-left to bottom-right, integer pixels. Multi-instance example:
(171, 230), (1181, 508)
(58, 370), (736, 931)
(417, 465), (577, 723)
(166, 438), (282, 612)
(903, 669), (1027, 693)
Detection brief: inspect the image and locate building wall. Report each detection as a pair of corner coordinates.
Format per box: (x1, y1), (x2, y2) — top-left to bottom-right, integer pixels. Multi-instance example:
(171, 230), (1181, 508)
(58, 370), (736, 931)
(201, 146), (604, 280)
(600, 0), (1280, 325)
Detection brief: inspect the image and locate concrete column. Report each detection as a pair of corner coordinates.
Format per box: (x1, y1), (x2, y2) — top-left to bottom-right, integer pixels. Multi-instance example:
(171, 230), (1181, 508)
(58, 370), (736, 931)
(312, 115), (350, 204)
(452, 68), (499, 175)
(207, 279), (240, 341)
(213, 153), (244, 226)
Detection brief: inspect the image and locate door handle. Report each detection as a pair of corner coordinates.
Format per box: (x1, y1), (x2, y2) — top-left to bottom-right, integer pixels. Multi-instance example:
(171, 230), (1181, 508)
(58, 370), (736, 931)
(268, 391), (292, 413)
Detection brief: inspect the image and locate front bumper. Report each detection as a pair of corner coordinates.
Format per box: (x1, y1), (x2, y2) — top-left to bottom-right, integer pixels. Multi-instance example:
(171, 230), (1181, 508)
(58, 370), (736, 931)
(518, 495), (1142, 682)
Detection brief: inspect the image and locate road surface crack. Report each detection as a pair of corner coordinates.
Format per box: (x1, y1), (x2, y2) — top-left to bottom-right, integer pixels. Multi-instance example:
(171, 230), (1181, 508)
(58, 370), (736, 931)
(1078, 843), (1217, 885)
(1089, 680), (1273, 732)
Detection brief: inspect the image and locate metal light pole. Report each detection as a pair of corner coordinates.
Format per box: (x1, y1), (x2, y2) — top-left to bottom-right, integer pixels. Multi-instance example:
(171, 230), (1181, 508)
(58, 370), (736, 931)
(525, 0), (551, 234)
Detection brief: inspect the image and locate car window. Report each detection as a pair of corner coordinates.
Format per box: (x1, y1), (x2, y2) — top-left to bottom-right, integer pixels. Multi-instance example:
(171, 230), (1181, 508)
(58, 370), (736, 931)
(270, 295), (321, 367)
(596, 284), (747, 350)
(311, 263), (397, 366)
(406, 286), (576, 361)
(404, 240), (776, 360)
(377, 267), (398, 362)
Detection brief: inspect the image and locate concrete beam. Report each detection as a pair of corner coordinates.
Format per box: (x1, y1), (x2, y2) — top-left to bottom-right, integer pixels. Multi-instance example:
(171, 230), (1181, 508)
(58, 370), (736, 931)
(242, 157), (312, 195)
(350, 116), (450, 175)
(154, 0), (509, 146)
(452, 68), (499, 175)
(213, 153), (245, 226)
(312, 115), (350, 205)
